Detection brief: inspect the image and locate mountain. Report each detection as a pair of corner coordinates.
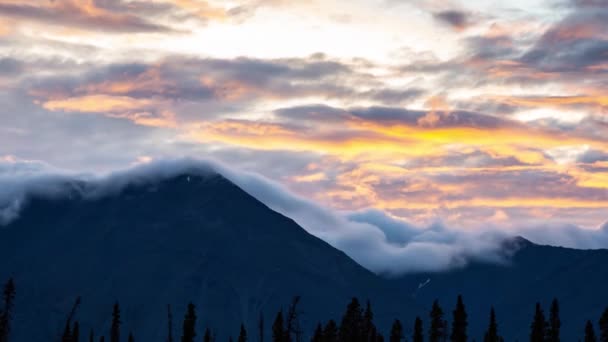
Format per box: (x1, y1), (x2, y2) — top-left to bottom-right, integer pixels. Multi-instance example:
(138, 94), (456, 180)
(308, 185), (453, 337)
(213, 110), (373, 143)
(2, 170), (608, 342)
(397, 236), (608, 341)
(0, 173), (413, 341)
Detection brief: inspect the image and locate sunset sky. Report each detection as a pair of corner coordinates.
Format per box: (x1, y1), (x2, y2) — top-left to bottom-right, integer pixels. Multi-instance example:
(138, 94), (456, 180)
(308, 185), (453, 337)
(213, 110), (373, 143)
(1, 0), (607, 233)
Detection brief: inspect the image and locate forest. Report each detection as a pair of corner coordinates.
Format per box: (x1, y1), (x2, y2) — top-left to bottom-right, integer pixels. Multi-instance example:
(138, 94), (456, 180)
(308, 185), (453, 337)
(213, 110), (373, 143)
(1, 278), (607, 342)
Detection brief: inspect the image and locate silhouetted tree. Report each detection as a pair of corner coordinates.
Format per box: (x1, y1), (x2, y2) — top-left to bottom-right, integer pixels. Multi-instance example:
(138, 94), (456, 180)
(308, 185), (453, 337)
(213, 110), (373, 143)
(323, 320), (338, 342)
(181, 303), (197, 342)
(0, 278), (15, 342)
(483, 308), (502, 342)
(586, 321), (598, 342)
(111, 302), (121, 342)
(390, 320), (404, 342)
(286, 297), (302, 342)
(127, 333), (134, 342)
(339, 298), (364, 342)
(413, 317), (424, 342)
(90, 329), (95, 342)
(363, 301), (377, 342)
(259, 312), (265, 342)
(99, 337), (105, 342)
(239, 324), (248, 342)
(530, 303), (546, 342)
(311, 324), (323, 342)
(429, 300), (447, 342)
(450, 295), (467, 342)
(62, 321), (72, 342)
(547, 299), (561, 342)
(599, 308), (608, 342)
(272, 311), (286, 342)
(73, 321), (80, 342)
(168, 305), (174, 342)
(204, 328), (212, 342)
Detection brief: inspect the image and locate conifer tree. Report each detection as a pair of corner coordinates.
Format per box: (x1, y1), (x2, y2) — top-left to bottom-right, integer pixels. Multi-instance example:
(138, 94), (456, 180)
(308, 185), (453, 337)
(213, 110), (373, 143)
(529, 303), (546, 342)
(429, 300), (447, 342)
(547, 299), (560, 342)
(450, 295), (467, 342)
(111, 302), (121, 342)
(168, 305), (174, 342)
(413, 317), (424, 342)
(0, 278), (16, 342)
(181, 303), (197, 342)
(203, 328), (212, 342)
(272, 311), (285, 342)
(100, 337), (105, 342)
(239, 324), (248, 342)
(599, 308), (608, 342)
(389, 319), (404, 342)
(586, 321), (598, 342)
(90, 329), (95, 342)
(62, 321), (72, 342)
(73, 321), (80, 342)
(323, 320), (338, 342)
(311, 324), (323, 342)
(127, 333), (134, 342)
(259, 312), (265, 342)
(286, 297), (301, 342)
(363, 301), (377, 342)
(483, 308), (502, 342)
(339, 297), (364, 342)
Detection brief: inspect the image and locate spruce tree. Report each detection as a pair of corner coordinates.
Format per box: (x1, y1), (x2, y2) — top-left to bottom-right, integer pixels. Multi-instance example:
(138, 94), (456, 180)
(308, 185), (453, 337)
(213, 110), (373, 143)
(363, 301), (377, 342)
(547, 299), (560, 342)
(0, 278), (16, 342)
(529, 303), (546, 342)
(167, 305), (174, 342)
(238, 324), (248, 342)
(323, 320), (338, 342)
(450, 295), (467, 342)
(127, 333), (134, 342)
(111, 302), (121, 342)
(586, 321), (598, 342)
(413, 317), (424, 342)
(311, 323), (323, 342)
(100, 337), (105, 342)
(272, 311), (285, 342)
(73, 321), (80, 342)
(599, 308), (608, 342)
(181, 303), (197, 342)
(259, 312), (265, 342)
(62, 321), (72, 342)
(203, 328), (211, 342)
(90, 329), (95, 342)
(429, 300), (447, 342)
(390, 319), (404, 342)
(339, 297), (364, 342)
(483, 308), (502, 342)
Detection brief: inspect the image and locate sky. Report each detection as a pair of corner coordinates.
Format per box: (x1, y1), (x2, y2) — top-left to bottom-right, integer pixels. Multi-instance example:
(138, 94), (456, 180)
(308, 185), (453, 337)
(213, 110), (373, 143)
(0, 0), (607, 235)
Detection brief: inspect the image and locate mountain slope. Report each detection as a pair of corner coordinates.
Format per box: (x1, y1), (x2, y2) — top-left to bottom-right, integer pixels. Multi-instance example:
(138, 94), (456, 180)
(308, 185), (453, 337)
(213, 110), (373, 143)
(0, 173), (412, 341)
(396, 237), (608, 341)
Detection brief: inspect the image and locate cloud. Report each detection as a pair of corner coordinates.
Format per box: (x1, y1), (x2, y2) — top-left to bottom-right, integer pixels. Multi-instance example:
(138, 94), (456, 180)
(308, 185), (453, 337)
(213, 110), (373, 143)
(0, 0), (178, 33)
(432, 10), (472, 31)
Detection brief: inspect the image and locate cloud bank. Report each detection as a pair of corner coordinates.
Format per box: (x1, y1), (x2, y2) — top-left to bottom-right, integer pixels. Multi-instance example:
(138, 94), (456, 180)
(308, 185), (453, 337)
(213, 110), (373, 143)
(2, 157), (606, 276)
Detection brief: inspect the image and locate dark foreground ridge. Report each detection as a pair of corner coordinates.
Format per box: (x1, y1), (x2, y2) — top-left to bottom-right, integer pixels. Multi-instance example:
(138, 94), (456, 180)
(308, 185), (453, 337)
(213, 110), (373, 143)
(1, 172), (608, 341)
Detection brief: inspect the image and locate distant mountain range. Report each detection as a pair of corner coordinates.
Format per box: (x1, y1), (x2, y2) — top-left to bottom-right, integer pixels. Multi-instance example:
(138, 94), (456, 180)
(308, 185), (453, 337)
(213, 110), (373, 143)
(0, 171), (606, 341)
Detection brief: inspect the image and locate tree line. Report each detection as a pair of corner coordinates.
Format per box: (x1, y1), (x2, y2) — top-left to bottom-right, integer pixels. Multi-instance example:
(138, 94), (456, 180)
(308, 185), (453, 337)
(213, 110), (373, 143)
(2, 278), (608, 342)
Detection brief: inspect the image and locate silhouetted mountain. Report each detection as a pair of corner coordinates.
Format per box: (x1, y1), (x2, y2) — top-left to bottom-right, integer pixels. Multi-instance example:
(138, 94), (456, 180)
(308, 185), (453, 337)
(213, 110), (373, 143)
(2, 171), (608, 341)
(0, 173), (412, 341)
(397, 236), (608, 341)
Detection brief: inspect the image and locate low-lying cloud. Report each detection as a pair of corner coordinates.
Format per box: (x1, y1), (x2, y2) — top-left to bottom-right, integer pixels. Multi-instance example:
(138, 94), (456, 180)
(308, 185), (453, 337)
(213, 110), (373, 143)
(0, 158), (606, 276)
